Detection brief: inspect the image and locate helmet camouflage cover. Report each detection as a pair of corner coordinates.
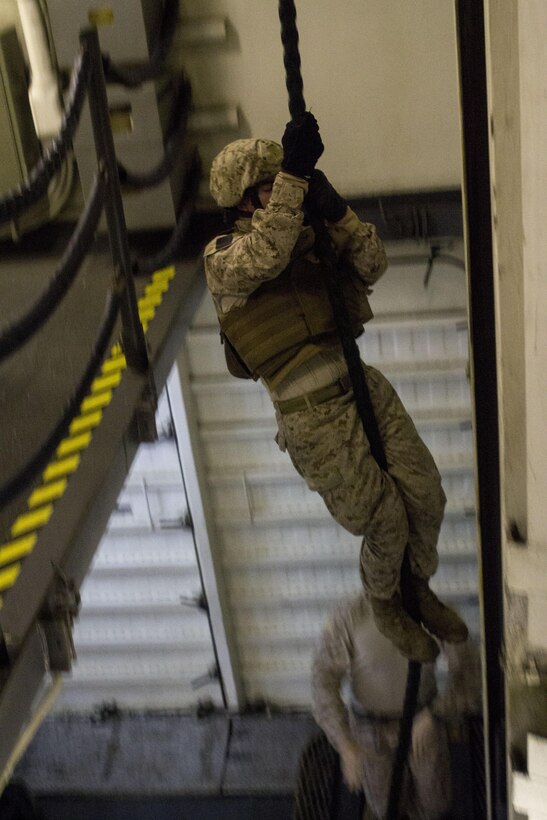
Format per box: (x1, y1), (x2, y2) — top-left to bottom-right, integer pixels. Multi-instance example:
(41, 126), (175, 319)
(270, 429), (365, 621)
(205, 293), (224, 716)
(209, 138), (283, 207)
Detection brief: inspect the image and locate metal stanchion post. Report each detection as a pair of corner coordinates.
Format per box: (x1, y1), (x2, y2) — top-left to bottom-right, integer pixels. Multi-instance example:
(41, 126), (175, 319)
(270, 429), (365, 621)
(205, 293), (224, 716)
(79, 28), (157, 439)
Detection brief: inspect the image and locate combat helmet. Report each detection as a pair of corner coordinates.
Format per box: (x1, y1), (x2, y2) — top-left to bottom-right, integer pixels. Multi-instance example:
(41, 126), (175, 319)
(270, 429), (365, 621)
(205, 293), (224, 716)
(209, 138), (283, 207)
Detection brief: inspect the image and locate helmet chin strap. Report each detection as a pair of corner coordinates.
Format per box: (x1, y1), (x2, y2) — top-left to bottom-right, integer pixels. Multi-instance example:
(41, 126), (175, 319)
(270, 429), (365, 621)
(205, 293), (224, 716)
(233, 186), (263, 219)
(248, 186), (263, 210)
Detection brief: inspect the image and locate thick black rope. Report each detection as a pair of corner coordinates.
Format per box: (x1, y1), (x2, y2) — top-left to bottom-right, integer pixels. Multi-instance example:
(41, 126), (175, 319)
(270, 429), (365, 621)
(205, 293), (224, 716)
(278, 0), (386, 468)
(278, 0), (306, 121)
(132, 150), (201, 276)
(312, 222), (389, 469)
(102, 0), (179, 88)
(0, 172), (106, 363)
(0, 289), (120, 509)
(0, 47), (91, 225)
(277, 4), (421, 818)
(117, 78), (192, 190)
(384, 555), (422, 820)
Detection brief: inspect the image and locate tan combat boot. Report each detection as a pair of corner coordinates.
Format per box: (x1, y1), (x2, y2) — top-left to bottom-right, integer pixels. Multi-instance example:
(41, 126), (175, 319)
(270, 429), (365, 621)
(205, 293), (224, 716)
(411, 576), (469, 643)
(370, 592), (440, 663)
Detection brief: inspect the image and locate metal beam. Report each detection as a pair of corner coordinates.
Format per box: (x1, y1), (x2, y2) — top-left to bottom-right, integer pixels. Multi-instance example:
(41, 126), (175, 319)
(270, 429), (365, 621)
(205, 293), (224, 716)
(168, 350), (245, 710)
(0, 626), (48, 782)
(455, 2), (506, 818)
(191, 189), (463, 245)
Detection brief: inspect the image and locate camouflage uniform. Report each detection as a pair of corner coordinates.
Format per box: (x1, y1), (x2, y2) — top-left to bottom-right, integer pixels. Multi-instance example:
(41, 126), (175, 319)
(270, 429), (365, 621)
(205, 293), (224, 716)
(312, 593), (481, 819)
(204, 157), (446, 600)
(275, 366), (444, 597)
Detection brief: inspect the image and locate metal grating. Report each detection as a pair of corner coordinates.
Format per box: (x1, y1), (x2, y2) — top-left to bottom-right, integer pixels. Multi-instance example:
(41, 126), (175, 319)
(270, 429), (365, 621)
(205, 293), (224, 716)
(293, 732), (364, 820)
(293, 732), (338, 820)
(469, 716), (487, 819)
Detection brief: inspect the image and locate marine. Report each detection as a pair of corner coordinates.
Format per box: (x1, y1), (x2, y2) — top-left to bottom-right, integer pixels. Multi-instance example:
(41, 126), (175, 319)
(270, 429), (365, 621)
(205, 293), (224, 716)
(203, 113), (468, 662)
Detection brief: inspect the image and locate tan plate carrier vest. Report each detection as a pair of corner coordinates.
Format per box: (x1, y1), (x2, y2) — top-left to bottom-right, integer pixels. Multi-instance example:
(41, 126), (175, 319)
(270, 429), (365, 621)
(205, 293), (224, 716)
(218, 255), (373, 389)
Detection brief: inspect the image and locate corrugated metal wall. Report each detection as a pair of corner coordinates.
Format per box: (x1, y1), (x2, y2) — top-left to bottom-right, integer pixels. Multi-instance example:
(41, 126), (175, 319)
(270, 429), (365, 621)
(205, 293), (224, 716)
(57, 392), (224, 711)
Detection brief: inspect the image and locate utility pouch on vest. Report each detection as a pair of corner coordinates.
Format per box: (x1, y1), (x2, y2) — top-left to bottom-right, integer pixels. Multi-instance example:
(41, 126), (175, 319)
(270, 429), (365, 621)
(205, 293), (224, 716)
(220, 329), (256, 380)
(290, 258), (334, 337)
(292, 259), (372, 338)
(340, 267), (374, 333)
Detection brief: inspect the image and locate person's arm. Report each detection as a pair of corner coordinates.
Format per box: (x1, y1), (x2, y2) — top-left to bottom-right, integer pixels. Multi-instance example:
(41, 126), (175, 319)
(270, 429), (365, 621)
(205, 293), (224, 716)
(311, 603), (355, 753)
(204, 172), (308, 310)
(304, 170), (387, 286)
(328, 208), (388, 286)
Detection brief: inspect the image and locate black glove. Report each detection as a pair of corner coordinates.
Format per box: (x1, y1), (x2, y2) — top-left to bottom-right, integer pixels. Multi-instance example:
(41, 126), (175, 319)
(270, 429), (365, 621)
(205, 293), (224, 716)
(281, 112), (324, 179)
(305, 169), (348, 222)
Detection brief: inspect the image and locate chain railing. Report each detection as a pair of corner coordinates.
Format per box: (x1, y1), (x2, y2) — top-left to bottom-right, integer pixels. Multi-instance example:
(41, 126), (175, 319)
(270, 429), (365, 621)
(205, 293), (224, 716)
(0, 171), (106, 363)
(0, 290), (121, 508)
(0, 15), (198, 509)
(117, 78), (192, 191)
(101, 0), (179, 88)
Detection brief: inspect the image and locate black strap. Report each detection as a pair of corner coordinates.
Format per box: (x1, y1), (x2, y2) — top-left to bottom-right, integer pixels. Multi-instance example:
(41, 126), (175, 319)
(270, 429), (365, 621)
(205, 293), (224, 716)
(216, 233), (233, 251)
(218, 326), (256, 381)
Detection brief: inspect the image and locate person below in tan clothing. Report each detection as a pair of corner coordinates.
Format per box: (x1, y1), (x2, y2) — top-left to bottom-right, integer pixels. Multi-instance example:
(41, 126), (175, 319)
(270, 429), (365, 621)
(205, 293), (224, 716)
(203, 112), (468, 662)
(312, 592), (482, 819)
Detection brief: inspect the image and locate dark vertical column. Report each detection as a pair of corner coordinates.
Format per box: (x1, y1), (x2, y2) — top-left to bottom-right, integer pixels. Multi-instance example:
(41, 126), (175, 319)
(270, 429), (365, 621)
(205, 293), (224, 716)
(454, 2), (507, 818)
(80, 27), (149, 374)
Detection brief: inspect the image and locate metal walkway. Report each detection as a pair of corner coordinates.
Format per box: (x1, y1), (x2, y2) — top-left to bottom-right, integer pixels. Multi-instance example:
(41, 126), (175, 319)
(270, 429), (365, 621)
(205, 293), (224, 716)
(0, 236), (113, 543)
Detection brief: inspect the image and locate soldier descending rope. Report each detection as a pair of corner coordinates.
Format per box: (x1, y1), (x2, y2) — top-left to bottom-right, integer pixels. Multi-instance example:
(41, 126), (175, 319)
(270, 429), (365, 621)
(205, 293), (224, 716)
(203, 121), (468, 663)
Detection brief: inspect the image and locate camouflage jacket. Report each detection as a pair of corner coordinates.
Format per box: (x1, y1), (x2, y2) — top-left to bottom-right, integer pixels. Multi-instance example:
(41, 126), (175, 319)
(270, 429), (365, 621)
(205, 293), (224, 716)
(311, 593), (481, 753)
(203, 171), (388, 316)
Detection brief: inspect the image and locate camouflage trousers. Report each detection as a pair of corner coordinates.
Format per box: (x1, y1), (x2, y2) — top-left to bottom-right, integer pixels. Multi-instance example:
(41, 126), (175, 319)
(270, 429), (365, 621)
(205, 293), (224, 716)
(348, 708), (452, 819)
(274, 365), (446, 599)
